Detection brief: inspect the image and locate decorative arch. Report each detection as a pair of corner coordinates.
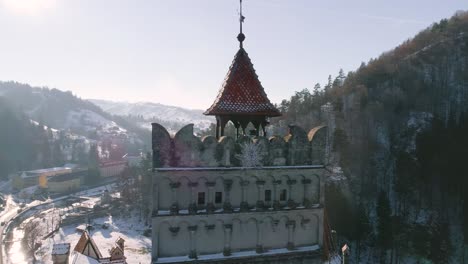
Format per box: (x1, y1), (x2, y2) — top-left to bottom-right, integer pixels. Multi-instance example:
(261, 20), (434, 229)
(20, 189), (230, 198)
(201, 136), (218, 166)
(174, 124), (202, 167)
(285, 125), (310, 165)
(158, 221), (189, 257)
(178, 177), (191, 209)
(308, 174), (321, 204)
(308, 125), (327, 165)
(158, 178), (173, 210)
(152, 123), (172, 168)
(218, 136), (235, 166)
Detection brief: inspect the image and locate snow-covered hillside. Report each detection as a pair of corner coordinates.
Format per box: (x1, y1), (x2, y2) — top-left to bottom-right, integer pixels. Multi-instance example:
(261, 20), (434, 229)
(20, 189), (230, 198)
(0, 82), (148, 148)
(89, 99), (214, 131)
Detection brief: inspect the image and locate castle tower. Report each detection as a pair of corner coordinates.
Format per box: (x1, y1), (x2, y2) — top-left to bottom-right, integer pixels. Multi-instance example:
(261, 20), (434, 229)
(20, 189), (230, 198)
(204, 0), (280, 139)
(151, 1), (326, 263)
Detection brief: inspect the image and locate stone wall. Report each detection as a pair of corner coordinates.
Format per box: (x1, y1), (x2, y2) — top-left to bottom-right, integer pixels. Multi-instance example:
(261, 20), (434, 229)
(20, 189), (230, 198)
(152, 167), (325, 262)
(152, 123), (328, 168)
(153, 210), (323, 261)
(152, 167), (324, 214)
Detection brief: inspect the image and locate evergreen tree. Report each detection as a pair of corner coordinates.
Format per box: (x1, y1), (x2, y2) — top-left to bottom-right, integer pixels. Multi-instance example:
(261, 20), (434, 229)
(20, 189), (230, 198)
(313, 83), (321, 97)
(324, 75), (333, 92)
(377, 190), (392, 250)
(52, 141), (64, 166)
(40, 131), (53, 168)
(85, 144), (101, 185)
(333, 69), (346, 88)
(355, 203), (371, 260)
(88, 144), (100, 168)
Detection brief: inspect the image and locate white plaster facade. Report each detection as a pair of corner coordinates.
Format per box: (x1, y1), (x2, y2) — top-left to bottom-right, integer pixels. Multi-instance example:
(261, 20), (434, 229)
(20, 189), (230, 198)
(152, 166), (325, 263)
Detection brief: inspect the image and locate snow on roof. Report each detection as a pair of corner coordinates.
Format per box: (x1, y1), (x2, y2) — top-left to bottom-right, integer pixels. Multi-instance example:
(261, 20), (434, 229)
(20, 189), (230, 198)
(74, 231), (103, 259)
(99, 160), (127, 168)
(21, 166), (72, 178)
(52, 243), (71, 255)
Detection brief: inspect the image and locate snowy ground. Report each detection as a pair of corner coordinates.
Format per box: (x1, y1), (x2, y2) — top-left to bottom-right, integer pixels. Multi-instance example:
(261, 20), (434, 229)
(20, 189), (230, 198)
(5, 182), (151, 264)
(39, 213), (151, 264)
(9, 212), (152, 264)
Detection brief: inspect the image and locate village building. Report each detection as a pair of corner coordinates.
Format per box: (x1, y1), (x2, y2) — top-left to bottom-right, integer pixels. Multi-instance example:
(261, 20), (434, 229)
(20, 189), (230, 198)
(123, 153), (143, 167)
(47, 169), (87, 194)
(99, 160), (127, 178)
(62, 231), (128, 264)
(52, 243), (71, 264)
(151, 2), (327, 263)
(12, 166), (73, 190)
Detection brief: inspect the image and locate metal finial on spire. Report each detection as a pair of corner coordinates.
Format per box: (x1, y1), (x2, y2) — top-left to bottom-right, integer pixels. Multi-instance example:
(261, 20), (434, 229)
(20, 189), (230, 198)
(237, 0), (246, 48)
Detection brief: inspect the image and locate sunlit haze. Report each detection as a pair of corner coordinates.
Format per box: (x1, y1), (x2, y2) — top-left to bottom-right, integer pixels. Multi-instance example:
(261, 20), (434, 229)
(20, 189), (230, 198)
(0, 0), (465, 109)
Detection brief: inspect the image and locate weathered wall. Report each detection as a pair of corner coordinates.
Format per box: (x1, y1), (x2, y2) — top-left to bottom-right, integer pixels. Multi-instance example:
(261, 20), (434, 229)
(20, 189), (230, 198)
(152, 167), (325, 261)
(153, 209), (323, 259)
(151, 123), (328, 263)
(152, 167), (324, 214)
(151, 123), (328, 168)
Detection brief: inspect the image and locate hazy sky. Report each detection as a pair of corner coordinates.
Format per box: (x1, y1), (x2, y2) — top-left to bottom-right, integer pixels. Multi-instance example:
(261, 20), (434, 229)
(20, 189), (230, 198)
(0, 1), (465, 109)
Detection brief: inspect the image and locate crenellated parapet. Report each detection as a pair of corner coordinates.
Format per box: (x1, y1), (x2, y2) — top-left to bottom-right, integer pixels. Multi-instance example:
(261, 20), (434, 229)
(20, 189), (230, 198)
(152, 123), (328, 168)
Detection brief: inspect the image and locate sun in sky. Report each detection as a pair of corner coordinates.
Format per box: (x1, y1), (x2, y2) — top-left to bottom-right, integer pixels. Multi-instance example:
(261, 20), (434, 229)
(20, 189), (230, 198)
(1, 0), (56, 16)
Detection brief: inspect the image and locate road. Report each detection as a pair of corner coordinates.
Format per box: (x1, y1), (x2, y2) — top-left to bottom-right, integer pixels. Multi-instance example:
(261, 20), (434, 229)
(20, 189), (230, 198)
(0, 195), (20, 264)
(0, 179), (117, 264)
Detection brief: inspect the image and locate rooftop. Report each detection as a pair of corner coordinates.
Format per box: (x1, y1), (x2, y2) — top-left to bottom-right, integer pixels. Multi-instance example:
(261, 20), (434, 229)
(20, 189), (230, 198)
(21, 166), (72, 178)
(52, 243), (70, 255)
(204, 48), (280, 117)
(74, 231), (103, 259)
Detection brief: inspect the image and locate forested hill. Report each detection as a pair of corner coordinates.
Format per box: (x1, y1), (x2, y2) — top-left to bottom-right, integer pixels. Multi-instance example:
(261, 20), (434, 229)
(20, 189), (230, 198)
(0, 81), (149, 145)
(0, 97), (44, 177)
(273, 11), (468, 263)
(0, 81), (151, 178)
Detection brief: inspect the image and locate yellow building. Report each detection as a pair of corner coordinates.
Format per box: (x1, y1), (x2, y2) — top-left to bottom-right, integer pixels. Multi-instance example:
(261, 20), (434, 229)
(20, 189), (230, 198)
(47, 171), (84, 194)
(12, 166), (73, 190)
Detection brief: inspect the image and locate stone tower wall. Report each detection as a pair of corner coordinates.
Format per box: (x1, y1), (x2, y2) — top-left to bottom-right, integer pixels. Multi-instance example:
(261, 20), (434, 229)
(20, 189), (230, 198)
(152, 123), (328, 168)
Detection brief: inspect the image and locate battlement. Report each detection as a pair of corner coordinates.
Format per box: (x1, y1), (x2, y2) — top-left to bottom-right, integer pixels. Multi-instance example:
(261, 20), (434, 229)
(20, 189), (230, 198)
(152, 123), (328, 168)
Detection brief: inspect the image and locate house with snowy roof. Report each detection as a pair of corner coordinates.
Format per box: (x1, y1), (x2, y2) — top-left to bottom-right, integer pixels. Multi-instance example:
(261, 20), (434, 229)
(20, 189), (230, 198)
(53, 231), (127, 264)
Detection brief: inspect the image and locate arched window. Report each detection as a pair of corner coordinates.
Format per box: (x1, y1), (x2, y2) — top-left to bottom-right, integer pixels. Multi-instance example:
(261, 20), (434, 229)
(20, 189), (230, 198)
(280, 189), (287, 201)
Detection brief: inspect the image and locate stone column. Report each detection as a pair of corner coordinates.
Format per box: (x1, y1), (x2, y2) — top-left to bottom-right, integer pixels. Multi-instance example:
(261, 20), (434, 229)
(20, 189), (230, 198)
(206, 181), (216, 213)
(223, 224), (232, 256)
(188, 225), (198, 259)
(272, 180), (281, 210)
(256, 180), (265, 210)
(151, 220), (159, 261)
(188, 182), (198, 214)
(256, 221), (264, 253)
(286, 179), (297, 209)
(169, 182), (180, 214)
(223, 180), (233, 212)
(240, 180), (249, 212)
(286, 220), (296, 250)
(302, 179), (312, 207)
(152, 183), (159, 214)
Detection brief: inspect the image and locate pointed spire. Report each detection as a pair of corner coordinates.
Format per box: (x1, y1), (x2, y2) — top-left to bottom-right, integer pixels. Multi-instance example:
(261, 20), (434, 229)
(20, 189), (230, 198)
(237, 0), (246, 48)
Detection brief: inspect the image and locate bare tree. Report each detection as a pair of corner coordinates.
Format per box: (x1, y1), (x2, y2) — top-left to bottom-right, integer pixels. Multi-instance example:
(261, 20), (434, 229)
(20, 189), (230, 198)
(22, 219), (44, 263)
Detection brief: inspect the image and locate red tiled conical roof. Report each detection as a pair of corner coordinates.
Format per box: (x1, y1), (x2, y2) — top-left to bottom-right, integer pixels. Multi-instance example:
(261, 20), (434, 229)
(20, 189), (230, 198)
(204, 48), (280, 117)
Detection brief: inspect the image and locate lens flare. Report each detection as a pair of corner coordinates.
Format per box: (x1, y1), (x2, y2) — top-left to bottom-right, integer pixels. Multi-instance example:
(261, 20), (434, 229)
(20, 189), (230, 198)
(1, 0), (56, 16)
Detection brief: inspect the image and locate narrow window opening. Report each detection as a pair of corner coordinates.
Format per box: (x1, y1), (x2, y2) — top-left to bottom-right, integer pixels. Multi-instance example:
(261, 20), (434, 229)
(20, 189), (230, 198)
(280, 189), (287, 201)
(215, 192), (223, 204)
(198, 192), (206, 205)
(265, 190), (272, 202)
